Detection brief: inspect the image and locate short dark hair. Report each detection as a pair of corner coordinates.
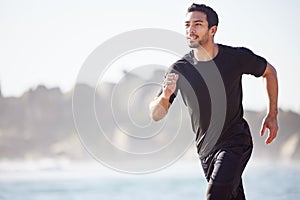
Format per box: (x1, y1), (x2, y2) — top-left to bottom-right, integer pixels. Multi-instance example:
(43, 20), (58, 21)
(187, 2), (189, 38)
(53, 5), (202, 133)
(187, 3), (219, 28)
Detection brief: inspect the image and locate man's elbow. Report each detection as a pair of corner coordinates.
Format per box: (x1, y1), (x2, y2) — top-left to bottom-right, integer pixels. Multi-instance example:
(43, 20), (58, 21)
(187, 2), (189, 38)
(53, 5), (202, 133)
(151, 114), (161, 122)
(149, 102), (167, 122)
(149, 108), (163, 122)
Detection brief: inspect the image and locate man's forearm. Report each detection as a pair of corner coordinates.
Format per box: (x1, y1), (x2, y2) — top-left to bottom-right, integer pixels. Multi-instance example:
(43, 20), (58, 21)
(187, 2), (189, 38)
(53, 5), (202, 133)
(149, 96), (171, 121)
(264, 64), (278, 117)
(261, 63), (279, 144)
(150, 72), (178, 121)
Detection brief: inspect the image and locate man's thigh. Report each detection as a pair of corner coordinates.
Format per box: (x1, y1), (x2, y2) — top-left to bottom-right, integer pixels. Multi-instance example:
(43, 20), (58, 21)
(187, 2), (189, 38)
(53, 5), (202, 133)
(201, 145), (252, 199)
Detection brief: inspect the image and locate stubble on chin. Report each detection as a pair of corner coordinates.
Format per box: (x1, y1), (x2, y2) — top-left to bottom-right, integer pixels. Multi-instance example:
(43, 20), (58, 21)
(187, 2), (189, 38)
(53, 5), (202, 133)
(188, 40), (201, 48)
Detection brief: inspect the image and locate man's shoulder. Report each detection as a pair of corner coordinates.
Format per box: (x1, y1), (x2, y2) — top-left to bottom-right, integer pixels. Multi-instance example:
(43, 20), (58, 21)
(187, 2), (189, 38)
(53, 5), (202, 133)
(172, 52), (194, 68)
(219, 44), (253, 56)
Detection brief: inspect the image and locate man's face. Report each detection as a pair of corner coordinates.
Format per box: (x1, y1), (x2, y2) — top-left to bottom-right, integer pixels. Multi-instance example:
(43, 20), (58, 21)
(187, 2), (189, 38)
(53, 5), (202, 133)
(185, 11), (210, 48)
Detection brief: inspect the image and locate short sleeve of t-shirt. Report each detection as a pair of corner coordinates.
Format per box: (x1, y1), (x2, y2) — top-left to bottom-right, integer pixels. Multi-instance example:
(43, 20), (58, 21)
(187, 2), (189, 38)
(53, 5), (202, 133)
(156, 64), (179, 104)
(238, 47), (267, 77)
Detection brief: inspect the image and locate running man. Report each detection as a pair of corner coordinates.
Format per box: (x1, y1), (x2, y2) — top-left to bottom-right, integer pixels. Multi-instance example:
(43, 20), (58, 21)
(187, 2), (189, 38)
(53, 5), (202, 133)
(149, 3), (278, 200)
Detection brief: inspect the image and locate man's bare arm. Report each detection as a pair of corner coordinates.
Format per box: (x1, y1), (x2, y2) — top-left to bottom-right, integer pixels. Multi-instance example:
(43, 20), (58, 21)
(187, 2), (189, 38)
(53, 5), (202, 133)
(260, 62), (279, 144)
(149, 73), (178, 121)
(149, 96), (171, 121)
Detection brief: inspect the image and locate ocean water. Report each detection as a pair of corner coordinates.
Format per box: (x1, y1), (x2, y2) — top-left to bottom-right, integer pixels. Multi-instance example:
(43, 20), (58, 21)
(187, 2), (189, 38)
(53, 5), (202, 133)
(0, 160), (299, 200)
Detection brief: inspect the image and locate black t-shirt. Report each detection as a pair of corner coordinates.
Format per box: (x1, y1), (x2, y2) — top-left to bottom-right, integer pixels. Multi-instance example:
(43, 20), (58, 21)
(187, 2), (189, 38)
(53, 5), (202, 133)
(157, 44), (267, 158)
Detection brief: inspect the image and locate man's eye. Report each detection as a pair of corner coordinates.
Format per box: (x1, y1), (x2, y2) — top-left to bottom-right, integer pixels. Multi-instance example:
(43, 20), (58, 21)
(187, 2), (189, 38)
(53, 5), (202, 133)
(185, 24), (190, 27)
(195, 23), (202, 26)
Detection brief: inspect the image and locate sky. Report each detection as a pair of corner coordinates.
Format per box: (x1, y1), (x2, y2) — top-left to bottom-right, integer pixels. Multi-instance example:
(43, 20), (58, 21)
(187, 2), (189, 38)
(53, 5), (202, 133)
(0, 0), (300, 112)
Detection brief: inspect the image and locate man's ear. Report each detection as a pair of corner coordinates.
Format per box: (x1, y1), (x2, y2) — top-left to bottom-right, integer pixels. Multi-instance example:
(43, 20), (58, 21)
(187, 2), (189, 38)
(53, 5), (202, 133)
(209, 26), (218, 36)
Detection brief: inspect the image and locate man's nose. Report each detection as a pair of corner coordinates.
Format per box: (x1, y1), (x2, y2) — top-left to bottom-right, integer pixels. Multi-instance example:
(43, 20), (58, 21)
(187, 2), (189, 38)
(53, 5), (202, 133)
(187, 25), (195, 34)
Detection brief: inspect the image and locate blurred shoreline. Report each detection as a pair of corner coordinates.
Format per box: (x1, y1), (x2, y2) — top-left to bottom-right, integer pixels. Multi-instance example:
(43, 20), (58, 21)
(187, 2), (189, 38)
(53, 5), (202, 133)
(1, 79), (300, 168)
(1, 157), (300, 181)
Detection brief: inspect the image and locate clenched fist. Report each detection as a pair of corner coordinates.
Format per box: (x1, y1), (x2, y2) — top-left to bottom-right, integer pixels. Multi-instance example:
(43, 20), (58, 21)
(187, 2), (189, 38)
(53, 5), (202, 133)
(162, 73), (179, 99)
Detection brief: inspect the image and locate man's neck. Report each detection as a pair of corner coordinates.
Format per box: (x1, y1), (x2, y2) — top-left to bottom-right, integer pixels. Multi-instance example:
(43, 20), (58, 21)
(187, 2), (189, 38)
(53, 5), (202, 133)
(193, 42), (218, 62)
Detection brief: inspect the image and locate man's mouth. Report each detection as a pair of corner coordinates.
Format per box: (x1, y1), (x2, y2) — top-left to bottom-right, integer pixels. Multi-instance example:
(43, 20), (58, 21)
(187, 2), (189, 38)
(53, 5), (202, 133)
(188, 35), (199, 40)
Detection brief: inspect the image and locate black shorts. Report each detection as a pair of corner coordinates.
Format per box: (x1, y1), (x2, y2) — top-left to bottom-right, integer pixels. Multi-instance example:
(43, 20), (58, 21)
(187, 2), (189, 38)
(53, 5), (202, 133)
(200, 144), (253, 200)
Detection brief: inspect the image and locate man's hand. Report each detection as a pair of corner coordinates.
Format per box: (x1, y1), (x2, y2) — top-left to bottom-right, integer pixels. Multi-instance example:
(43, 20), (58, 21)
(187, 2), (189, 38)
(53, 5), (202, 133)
(162, 73), (179, 99)
(260, 115), (278, 144)
(149, 73), (179, 122)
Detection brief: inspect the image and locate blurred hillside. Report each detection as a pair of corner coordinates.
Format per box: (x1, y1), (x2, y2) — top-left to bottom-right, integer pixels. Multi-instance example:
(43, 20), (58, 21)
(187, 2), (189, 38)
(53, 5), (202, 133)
(0, 70), (299, 161)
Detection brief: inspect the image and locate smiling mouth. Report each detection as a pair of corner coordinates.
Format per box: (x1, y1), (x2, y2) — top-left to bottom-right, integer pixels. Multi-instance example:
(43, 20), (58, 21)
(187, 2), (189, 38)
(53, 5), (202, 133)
(187, 35), (199, 40)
